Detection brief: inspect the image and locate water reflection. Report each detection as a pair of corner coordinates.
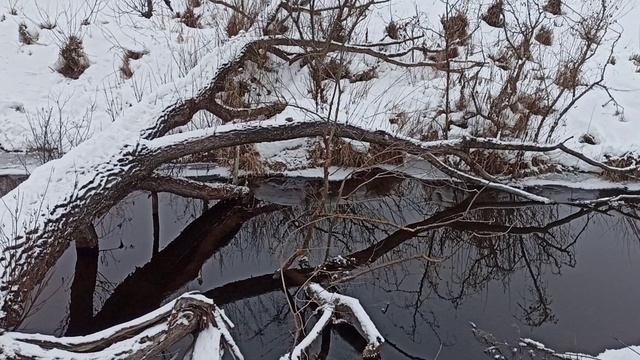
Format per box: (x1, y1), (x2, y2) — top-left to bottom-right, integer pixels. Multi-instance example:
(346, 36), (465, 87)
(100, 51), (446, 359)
(17, 173), (640, 359)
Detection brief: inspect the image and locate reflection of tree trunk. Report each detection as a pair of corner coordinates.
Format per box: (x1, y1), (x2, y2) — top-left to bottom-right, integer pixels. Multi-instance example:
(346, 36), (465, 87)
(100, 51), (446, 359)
(66, 224), (98, 336)
(86, 197), (282, 333)
(151, 192), (160, 256)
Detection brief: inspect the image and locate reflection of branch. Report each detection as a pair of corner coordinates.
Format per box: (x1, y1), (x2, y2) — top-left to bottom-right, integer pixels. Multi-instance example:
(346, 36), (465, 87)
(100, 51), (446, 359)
(139, 175), (249, 200)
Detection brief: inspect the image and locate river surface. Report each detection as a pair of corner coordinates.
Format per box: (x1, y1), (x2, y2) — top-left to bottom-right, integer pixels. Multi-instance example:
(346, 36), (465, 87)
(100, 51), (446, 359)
(8, 174), (640, 359)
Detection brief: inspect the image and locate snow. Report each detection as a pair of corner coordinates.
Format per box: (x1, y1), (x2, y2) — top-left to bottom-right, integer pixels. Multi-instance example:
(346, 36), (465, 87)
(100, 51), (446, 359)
(192, 324), (223, 360)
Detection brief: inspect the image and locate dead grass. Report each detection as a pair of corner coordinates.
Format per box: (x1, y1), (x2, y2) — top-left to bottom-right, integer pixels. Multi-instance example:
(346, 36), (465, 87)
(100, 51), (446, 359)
(535, 26), (553, 46)
(308, 138), (405, 168)
(119, 49), (146, 79)
(310, 58), (351, 85)
(350, 67), (378, 83)
(309, 138), (370, 168)
(180, 7), (201, 28)
(578, 133), (598, 145)
(602, 154), (640, 182)
(221, 79), (250, 108)
(517, 92), (551, 116)
(187, 145), (265, 174)
(55, 36), (90, 79)
(554, 63), (580, 89)
(386, 20), (400, 40)
(427, 47), (460, 70)
(441, 13), (469, 44)
(18, 23), (37, 45)
(482, 0), (504, 28)
(226, 11), (252, 37)
(543, 0), (562, 15)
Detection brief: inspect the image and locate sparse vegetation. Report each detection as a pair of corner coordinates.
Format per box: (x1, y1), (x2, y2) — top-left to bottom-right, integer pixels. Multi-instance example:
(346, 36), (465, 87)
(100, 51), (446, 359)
(18, 23), (38, 45)
(119, 49), (147, 79)
(482, 0), (504, 28)
(180, 6), (201, 28)
(55, 35), (90, 79)
(535, 25), (553, 46)
(441, 13), (469, 44)
(543, 0), (562, 15)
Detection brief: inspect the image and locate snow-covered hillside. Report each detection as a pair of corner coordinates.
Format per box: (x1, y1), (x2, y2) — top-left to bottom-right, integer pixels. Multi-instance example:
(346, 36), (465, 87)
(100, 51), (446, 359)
(1, 0), (639, 168)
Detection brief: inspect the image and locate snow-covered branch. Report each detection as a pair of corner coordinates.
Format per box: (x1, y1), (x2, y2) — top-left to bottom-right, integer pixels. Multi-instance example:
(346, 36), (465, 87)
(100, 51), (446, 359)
(281, 283), (384, 360)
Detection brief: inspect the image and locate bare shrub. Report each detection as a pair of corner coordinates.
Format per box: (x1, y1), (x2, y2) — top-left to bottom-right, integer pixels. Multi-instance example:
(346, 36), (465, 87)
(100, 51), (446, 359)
(187, 0), (201, 7)
(120, 0), (154, 18)
(25, 97), (95, 163)
(55, 36), (90, 79)
(482, 0), (504, 28)
(441, 13), (469, 44)
(543, 0), (562, 16)
(535, 26), (553, 46)
(18, 23), (38, 45)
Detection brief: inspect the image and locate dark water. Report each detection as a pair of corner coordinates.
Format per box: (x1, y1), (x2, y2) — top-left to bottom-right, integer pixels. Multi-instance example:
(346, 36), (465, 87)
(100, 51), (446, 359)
(12, 175), (640, 359)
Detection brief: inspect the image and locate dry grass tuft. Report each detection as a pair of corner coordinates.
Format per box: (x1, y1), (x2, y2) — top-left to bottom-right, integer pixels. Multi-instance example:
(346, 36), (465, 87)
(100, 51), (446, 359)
(18, 23), (38, 45)
(188, 145), (265, 174)
(55, 36), (90, 79)
(543, 0), (562, 15)
(180, 7), (201, 28)
(350, 67), (378, 83)
(602, 154), (640, 182)
(309, 138), (370, 168)
(226, 11), (252, 37)
(629, 54), (640, 71)
(578, 133), (598, 145)
(554, 63), (580, 89)
(119, 49), (147, 79)
(313, 59), (351, 82)
(517, 92), (551, 116)
(482, 0), (504, 28)
(221, 79), (250, 108)
(535, 26), (553, 46)
(309, 138), (404, 168)
(386, 20), (400, 40)
(441, 13), (469, 44)
(368, 144), (404, 165)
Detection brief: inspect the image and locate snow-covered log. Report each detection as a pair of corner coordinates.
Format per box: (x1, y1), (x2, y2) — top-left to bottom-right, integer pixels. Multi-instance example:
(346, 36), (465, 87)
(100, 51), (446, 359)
(0, 293), (240, 360)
